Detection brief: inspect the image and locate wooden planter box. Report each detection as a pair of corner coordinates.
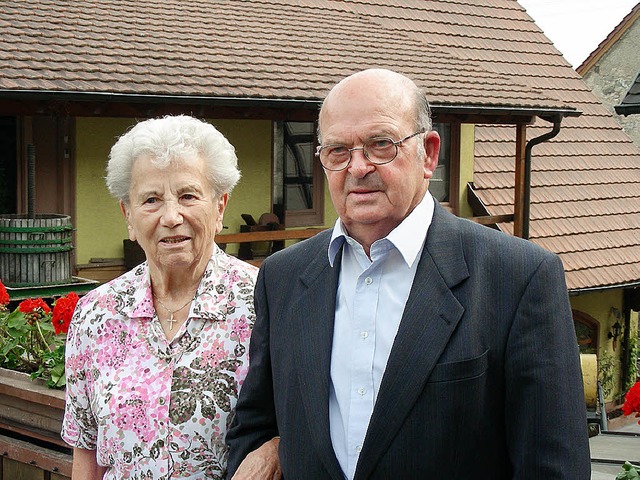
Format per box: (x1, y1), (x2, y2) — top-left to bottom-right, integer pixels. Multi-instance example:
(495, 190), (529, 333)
(0, 368), (72, 478)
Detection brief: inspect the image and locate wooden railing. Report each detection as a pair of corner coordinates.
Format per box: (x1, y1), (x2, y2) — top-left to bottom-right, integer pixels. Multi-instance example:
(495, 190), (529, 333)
(214, 227), (326, 267)
(214, 227), (326, 246)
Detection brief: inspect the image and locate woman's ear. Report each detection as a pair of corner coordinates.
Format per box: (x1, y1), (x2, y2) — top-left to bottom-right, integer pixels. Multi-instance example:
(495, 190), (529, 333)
(215, 193), (229, 234)
(120, 201), (136, 242)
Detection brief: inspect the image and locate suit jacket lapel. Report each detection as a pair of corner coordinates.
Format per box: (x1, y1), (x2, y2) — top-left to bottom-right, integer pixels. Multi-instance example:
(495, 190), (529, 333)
(354, 205), (469, 480)
(290, 243), (345, 480)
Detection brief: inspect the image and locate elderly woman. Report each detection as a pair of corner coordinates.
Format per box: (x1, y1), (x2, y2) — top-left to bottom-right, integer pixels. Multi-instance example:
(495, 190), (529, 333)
(61, 115), (278, 479)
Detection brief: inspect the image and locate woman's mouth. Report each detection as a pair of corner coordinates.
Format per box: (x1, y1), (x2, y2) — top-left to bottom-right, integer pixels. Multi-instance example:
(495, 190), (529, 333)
(161, 236), (190, 244)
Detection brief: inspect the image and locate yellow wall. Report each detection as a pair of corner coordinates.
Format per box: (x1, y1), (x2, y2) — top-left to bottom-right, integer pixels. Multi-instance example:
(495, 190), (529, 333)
(458, 124), (475, 218)
(75, 117), (272, 264)
(570, 290), (639, 401)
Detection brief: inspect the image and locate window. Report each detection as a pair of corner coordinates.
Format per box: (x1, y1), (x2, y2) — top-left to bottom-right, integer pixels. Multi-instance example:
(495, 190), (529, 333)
(273, 121), (324, 227)
(273, 121), (453, 226)
(573, 310), (599, 355)
(0, 117), (17, 214)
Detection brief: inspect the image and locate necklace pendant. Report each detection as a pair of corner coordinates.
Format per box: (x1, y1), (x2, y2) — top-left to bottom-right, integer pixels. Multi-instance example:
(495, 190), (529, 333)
(168, 312), (176, 330)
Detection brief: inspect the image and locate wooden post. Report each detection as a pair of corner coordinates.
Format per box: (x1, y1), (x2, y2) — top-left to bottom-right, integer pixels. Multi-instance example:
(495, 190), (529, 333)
(513, 123), (527, 238)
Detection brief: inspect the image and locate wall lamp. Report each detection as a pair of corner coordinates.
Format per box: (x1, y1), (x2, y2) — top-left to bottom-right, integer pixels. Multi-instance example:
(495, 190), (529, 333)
(608, 321), (622, 341)
(607, 307), (623, 350)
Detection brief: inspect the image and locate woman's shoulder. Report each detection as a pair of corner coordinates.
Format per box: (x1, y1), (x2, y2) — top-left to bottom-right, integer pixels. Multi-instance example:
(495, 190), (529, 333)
(214, 250), (259, 282)
(74, 264), (147, 325)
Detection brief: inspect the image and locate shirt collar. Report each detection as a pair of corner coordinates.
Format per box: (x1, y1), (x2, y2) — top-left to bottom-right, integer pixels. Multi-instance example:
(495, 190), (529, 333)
(328, 192), (435, 267)
(126, 245), (228, 320)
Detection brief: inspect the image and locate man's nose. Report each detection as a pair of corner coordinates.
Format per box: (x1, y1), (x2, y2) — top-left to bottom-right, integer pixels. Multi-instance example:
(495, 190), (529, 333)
(347, 148), (375, 178)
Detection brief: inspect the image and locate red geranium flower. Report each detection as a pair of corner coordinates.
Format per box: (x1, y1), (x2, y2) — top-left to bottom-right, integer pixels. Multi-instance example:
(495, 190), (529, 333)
(51, 292), (79, 335)
(0, 280), (9, 306)
(18, 297), (52, 315)
(622, 381), (640, 424)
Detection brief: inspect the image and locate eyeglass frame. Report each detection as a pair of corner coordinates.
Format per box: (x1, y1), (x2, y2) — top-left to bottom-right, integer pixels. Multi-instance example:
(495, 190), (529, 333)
(314, 129), (426, 172)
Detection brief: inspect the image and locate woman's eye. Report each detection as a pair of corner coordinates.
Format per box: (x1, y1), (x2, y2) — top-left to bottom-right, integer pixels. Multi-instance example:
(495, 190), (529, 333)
(181, 194), (196, 201)
(143, 197), (158, 205)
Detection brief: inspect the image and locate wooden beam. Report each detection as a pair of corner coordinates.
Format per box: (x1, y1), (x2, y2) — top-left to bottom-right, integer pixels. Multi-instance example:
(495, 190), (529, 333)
(215, 228), (325, 245)
(0, 433), (72, 477)
(469, 214), (514, 225)
(513, 123), (527, 238)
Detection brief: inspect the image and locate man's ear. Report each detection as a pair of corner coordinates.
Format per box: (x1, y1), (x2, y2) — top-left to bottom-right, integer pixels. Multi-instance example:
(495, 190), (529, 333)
(422, 130), (441, 179)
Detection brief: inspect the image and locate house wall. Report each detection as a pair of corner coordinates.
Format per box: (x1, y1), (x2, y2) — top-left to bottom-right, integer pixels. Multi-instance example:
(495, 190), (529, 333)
(581, 19), (640, 146)
(570, 289), (639, 402)
(458, 124), (475, 217)
(74, 117), (273, 264)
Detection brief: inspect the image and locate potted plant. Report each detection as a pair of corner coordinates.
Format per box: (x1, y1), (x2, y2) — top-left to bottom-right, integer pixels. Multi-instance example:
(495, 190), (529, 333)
(616, 381), (640, 479)
(0, 279), (78, 442)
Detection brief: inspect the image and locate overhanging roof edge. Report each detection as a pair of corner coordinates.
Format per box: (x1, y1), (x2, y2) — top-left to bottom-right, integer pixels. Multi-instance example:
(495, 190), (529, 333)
(0, 89), (582, 119)
(569, 280), (640, 295)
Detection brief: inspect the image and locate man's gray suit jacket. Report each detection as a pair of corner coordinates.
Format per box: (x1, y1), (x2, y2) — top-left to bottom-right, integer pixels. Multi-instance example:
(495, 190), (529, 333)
(226, 201), (591, 479)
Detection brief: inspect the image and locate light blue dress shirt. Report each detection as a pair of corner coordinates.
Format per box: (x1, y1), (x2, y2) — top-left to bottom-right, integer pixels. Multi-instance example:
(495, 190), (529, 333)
(327, 193), (435, 480)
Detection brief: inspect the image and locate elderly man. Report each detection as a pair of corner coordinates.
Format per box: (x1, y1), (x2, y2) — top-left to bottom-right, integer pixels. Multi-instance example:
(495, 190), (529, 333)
(227, 69), (590, 479)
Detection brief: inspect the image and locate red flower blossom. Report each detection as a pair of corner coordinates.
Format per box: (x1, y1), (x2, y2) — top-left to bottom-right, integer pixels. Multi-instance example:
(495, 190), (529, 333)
(51, 292), (79, 335)
(622, 381), (640, 424)
(18, 298), (51, 315)
(0, 280), (9, 306)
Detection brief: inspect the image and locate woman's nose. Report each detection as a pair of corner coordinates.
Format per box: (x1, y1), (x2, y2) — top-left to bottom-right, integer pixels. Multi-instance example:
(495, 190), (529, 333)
(161, 201), (183, 226)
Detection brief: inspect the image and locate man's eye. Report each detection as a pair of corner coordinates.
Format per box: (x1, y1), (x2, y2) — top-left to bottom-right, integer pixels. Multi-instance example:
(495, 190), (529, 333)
(326, 145), (348, 156)
(143, 197), (158, 204)
(369, 138), (394, 149)
(181, 194), (196, 201)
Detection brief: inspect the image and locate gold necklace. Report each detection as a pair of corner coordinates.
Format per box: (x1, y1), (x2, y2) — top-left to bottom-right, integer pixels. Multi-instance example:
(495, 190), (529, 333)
(153, 293), (193, 330)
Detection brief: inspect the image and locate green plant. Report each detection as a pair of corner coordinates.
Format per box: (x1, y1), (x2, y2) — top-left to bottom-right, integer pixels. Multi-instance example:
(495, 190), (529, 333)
(625, 333), (639, 391)
(598, 349), (617, 398)
(616, 461), (640, 479)
(0, 279), (78, 389)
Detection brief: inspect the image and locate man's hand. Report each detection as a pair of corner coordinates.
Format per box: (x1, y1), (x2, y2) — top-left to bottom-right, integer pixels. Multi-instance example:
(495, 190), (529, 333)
(232, 436), (282, 480)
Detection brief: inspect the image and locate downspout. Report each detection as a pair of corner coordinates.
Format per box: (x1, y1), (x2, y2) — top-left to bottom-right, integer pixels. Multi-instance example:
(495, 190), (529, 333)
(522, 117), (563, 240)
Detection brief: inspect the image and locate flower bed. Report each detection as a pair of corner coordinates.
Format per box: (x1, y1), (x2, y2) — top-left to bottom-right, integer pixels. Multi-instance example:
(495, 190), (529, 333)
(0, 280), (77, 388)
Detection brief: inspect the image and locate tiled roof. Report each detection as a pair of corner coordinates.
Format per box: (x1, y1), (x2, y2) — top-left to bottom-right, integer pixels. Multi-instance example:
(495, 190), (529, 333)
(1, 0), (639, 291)
(616, 71), (640, 116)
(0, 0), (571, 114)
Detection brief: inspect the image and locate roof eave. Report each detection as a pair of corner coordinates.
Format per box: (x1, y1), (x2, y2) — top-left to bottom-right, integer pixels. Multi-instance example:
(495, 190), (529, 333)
(569, 280), (640, 296)
(0, 89), (582, 121)
(614, 104), (640, 116)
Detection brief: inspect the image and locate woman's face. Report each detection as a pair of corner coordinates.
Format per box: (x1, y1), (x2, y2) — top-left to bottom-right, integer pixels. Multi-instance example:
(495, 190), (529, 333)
(121, 154), (227, 275)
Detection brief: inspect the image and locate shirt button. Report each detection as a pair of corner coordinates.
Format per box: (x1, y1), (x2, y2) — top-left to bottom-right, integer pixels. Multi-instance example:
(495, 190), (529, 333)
(364, 277), (373, 285)
(357, 387), (366, 396)
(360, 331), (368, 340)
(356, 445), (362, 453)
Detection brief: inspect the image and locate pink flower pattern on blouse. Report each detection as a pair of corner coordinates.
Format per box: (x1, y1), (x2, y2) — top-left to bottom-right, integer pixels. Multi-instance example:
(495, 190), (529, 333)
(62, 247), (258, 479)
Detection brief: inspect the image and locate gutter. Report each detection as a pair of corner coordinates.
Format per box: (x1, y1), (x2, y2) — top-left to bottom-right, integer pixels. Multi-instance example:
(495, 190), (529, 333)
(569, 280), (640, 296)
(0, 89), (581, 119)
(522, 117), (563, 240)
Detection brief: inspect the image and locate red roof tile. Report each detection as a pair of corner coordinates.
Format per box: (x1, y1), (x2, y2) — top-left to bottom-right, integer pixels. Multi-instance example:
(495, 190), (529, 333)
(0, 0), (639, 291)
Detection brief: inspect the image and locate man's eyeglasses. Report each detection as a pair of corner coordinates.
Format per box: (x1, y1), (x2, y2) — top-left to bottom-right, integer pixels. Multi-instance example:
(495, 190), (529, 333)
(315, 130), (425, 172)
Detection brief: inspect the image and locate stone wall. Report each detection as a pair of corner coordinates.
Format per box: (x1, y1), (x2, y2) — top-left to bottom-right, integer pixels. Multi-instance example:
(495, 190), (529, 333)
(581, 20), (640, 146)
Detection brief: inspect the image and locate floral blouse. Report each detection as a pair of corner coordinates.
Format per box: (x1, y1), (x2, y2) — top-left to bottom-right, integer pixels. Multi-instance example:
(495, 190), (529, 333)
(62, 247), (258, 479)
